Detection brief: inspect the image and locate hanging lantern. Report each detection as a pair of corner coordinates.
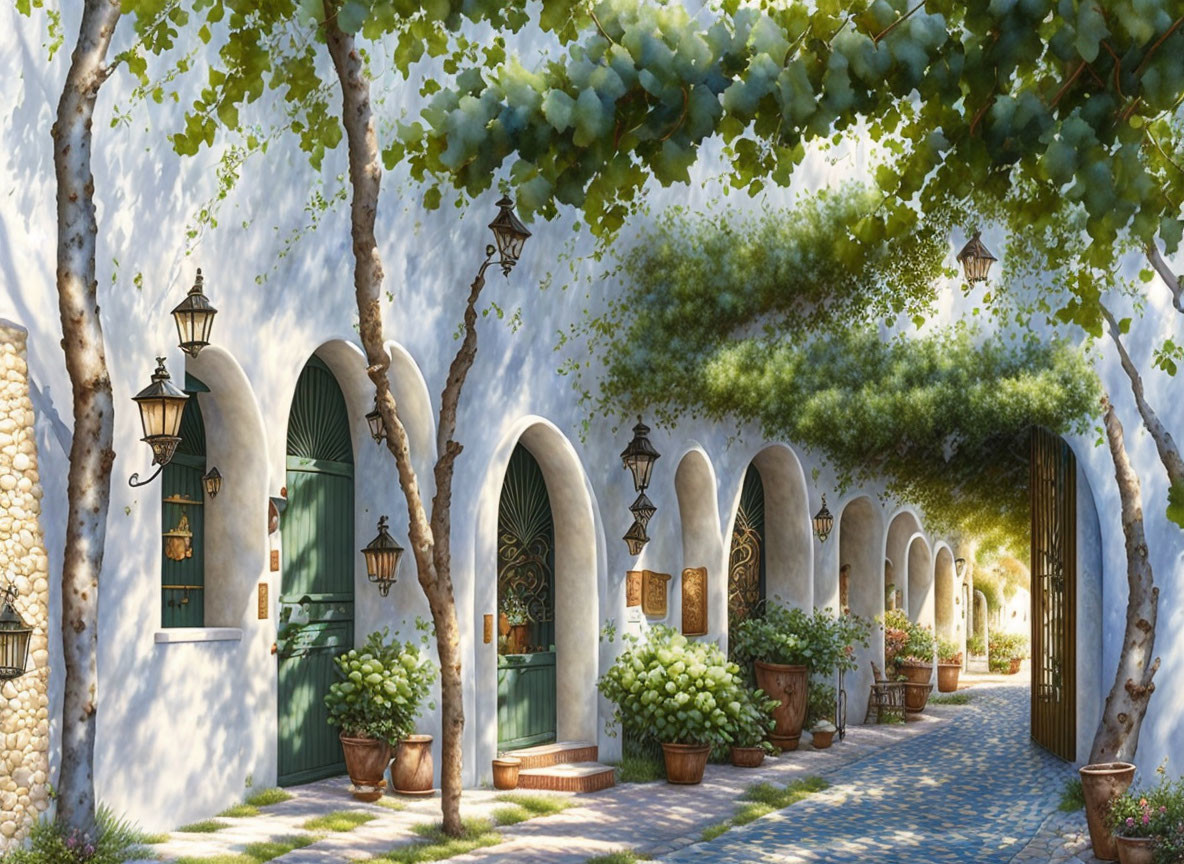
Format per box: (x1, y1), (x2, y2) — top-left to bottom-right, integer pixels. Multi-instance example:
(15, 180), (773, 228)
(0, 585), (31, 681)
(203, 466), (222, 499)
(362, 516), (404, 597)
(812, 494), (834, 543)
(956, 231), (996, 284)
(365, 397), (385, 445)
(620, 418), (660, 492)
(955, 557), (966, 578)
(629, 491), (656, 528)
(488, 196), (531, 276)
(623, 519), (649, 556)
(171, 268), (218, 357)
(132, 358), (189, 469)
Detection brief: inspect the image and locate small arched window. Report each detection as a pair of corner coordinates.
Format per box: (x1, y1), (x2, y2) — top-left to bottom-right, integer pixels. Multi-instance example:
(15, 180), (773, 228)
(161, 375), (207, 627)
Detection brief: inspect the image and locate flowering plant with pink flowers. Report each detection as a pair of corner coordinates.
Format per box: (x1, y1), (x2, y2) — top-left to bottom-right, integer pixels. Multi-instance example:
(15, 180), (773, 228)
(1109, 774), (1184, 860)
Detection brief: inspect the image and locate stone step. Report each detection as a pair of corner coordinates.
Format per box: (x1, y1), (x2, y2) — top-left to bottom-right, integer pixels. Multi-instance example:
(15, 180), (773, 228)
(504, 740), (599, 770)
(516, 761), (616, 794)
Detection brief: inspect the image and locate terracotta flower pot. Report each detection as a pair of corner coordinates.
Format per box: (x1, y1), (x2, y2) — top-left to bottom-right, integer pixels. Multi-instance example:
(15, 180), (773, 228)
(811, 729), (835, 749)
(492, 757), (521, 790)
(1115, 836), (1156, 864)
(729, 746), (765, 768)
(1008, 657), (1022, 675)
(392, 734), (434, 796)
(661, 742), (710, 785)
(1080, 762), (1136, 861)
(898, 662), (933, 685)
(340, 734), (390, 800)
(753, 661), (808, 751)
(903, 682), (932, 713)
(507, 624), (528, 654)
(936, 663), (961, 692)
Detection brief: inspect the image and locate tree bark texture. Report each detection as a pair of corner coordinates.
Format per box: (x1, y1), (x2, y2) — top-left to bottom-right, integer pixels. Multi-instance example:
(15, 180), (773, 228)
(324, 6), (493, 836)
(51, 0), (121, 835)
(1146, 242), (1184, 314)
(1090, 397), (1160, 763)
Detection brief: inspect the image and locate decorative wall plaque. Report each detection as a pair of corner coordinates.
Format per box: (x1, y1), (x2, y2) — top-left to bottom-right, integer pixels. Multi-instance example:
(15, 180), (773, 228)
(257, 583), (269, 619)
(626, 570), (642, 607)
(681, 567), (708, 636)
(641, 570), (671, 617)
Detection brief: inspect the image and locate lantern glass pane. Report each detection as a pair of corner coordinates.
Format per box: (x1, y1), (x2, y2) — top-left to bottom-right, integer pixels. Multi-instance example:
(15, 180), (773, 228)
(137, 400), (161, 440)
(162, 397), (186, 438)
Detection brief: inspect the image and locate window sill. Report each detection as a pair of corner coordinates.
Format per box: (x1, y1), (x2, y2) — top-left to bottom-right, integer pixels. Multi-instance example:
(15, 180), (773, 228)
(153, 628), (243, 644)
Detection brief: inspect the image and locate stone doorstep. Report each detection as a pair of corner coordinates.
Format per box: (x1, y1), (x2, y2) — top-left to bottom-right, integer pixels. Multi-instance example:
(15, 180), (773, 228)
(504, 740), (599, 770)
(517, 762), (617, 794)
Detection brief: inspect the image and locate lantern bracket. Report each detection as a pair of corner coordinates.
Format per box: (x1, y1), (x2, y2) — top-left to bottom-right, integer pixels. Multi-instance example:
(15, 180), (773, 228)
(129, 464), (165, 488)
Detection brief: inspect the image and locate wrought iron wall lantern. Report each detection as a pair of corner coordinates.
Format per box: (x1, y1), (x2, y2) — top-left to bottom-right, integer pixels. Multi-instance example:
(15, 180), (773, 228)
(956, 231), (997, 284)
(0, 582), (32, 682)
(623, 520), (649, 557)
(365, 397), (386, 445)
(629, 491), (656, 528)
(129, 358), (190, 487)
(812, 494), (834, 543)
(620, 418), (660, 555)
(203, 467), (222, 498)
(362, 516), (404, 597)
(955, 557), (966, 578)
(488, 196), (531, 276)
(172, 268), (218, 357)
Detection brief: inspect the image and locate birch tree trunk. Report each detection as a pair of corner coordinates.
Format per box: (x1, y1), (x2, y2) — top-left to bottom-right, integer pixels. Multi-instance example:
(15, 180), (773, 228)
(1090, 397), (1160, 763)
(1146, 243), (1184, 315)
(51, 0), (121, 835)
(324, 5), (498, 835)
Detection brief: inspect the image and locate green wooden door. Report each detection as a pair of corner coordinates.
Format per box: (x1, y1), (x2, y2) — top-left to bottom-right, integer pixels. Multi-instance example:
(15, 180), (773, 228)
(278, 357), (355, 786)
(496, 445), (556, 750)
(728, 465), (766, 632)
(161, 394), (206, 627)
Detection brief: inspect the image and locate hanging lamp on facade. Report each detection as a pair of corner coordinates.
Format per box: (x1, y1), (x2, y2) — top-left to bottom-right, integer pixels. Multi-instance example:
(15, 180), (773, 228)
(623, 519), (649, 557)
(955, 557), (966, 578)
(362, 516), (404, 597)
(812, 494), (834, 543)
(130, 358), (190, 487)
(171, 268), (218, 358)
(488, 196), (532, 276)
(365, 396), (386, 445)
(203, 466), (223, 499)
(956, 231), (997, 284)
(0, 583), (32, 682)
(629, 491), (656, 528)
(620, 418), (660, 492)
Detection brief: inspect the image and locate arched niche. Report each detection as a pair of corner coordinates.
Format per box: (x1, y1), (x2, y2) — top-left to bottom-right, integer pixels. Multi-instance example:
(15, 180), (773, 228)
(746, 445), (812, 612)
(675, 447), (725, 641)
(934, 545), (956, 640)
(386, 340), (436, 480)
(885, 509), (923, 615)
(907, 534), (934, 629)
(186, 345), (269, 628)
(837, 495), (884, 724)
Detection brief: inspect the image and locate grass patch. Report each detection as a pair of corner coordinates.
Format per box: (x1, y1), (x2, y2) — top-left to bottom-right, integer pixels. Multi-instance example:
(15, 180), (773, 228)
(218, 804), (259, 818)
(139, 833), (171, 844)
(247, 788), (293, 807)
(177, 820), (230, 833)
(494, 793), (572, 819)
(693, 777), (829, 845)
(614, 753), (665, 783)
(174, 834), (314, 864)
(700, 822), (729, 842)
(929, 692), (973, 705)
(302, 810), (376, 832)
(379, 818), (501, 863)
(584, 853), (651, 864)
(1060, 778), (1086, 812)
(373, 798), (406, 812)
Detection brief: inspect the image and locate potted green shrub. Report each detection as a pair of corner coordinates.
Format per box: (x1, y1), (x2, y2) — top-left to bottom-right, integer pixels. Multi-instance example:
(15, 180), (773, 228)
(936, 637), (963, 692)
(599, 626), (752, 784)
(324, 629), (437, 800)
(966, 633), (986, 658)
(728, 687), (779, 768)
(807, 682), (837, 749)
(500, 588), (531, 654)
(881, 610), (935, 713)
(988, 633), (1029, 674)
(1108, 776), (1184, 864)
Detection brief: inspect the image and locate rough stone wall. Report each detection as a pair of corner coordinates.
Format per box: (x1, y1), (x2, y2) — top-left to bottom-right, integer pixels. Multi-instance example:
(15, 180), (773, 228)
(0, 321), (52, 850)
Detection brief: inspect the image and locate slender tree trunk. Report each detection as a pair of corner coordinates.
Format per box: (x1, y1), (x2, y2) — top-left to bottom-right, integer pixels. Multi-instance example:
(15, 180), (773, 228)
(324, 6), (499, 836)
(51, 0), (121, 835)
(1100, 303), (1184, 487)
(1090, 397), (1160, 763)
(1146, 242), (1184, 314)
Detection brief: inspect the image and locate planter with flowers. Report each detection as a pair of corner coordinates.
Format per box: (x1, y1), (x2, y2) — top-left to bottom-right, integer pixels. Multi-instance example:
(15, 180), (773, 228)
(1108, 775), (1184, 864)
(936, 637), (963, 693)
(598, 626), (769, 785)
(881, 610), (936, 713)
(499, 589), (531, 655)
(324, 629), (437, 800)
(988, 633), (1029, 675)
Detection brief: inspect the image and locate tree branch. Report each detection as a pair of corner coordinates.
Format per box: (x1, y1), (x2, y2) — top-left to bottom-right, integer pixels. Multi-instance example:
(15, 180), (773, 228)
(1145, 241), (1184, 314)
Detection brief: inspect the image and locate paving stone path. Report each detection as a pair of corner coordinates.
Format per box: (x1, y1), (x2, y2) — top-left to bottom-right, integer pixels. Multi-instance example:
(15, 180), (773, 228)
(660, 683), (1094, 864)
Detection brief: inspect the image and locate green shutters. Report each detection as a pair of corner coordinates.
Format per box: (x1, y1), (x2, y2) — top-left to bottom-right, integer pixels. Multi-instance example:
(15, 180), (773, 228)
(278, 356), (355, 786)
(728, 465), (766, 631)
(161, 392), (206, 628)
(496, 444), (557, 749)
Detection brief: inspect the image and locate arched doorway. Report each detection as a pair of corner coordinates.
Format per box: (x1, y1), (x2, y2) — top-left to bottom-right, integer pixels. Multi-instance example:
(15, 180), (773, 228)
(837, 496), (884, 723)
(728, 465), (765, 629)
(907, 535), (934, 628)
(496, 444), (557, 749)
(278, 355), (355, 785)
(885, 510), (923, 617)
(935, 546), (956, 641)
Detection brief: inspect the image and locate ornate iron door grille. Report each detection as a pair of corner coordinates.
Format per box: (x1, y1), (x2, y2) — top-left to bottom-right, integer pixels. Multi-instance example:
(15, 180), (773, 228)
(1030, 426), (1076, 762)
(728, 466), (766, 631)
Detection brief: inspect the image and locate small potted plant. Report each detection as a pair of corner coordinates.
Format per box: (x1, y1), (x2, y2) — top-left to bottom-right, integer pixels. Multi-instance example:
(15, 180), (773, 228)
(599, 626), (750, 784)
(966, 634), (986, 658)
(988, 633), (1029, 674)
(500, 589), (531, 654)
(936, 637), (963, 692)
(807, 682), (837, 749)
(728, 687), (779, 768)
(492, 755), (522, 790)
(881, 610), (935, 713)
(1108, 776), (1182, 864)
(324, 629), (437, 800)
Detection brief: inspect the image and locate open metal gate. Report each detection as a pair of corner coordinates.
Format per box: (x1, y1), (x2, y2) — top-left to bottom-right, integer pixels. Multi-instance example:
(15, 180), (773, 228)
(1030, 426), (1076, 762)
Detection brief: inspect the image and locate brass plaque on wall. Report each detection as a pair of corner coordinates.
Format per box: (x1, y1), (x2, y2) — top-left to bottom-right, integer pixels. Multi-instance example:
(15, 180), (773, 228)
(626, 570), (642, 607)
(257, 583), (269, 619)
(641, 570), (671, 617)
(681, 567), (708, 636)
(483, 614), (494, 644)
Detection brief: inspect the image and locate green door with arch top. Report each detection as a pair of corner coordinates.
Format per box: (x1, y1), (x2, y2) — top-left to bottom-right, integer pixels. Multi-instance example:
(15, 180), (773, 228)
(496, 444), (557, 750)
(278, 356), (355, 786)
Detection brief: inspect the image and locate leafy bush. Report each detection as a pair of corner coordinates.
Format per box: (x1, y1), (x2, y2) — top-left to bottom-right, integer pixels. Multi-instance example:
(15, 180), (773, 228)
(937, 637), (962, 664)
(1110, 775), (1184, 861)
(727, 686), (779, 749)
(880, 609), (935, 669)
(966, 634), (986, 656)
(598, 626), (756, 747)
(988, 633), (1029, 672)
(324, 629), (437, 742)
(806, 681), (837, 729)
(731, 604), (869, 677)
(4, 808), (150, 864)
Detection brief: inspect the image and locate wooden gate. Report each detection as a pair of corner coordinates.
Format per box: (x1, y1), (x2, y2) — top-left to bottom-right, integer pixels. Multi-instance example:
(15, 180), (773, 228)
(728, 466), (765, 631)
(496, 444), (556, 750)
(278, 357), (355, 785)
(1030, 426), (1076, 762)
